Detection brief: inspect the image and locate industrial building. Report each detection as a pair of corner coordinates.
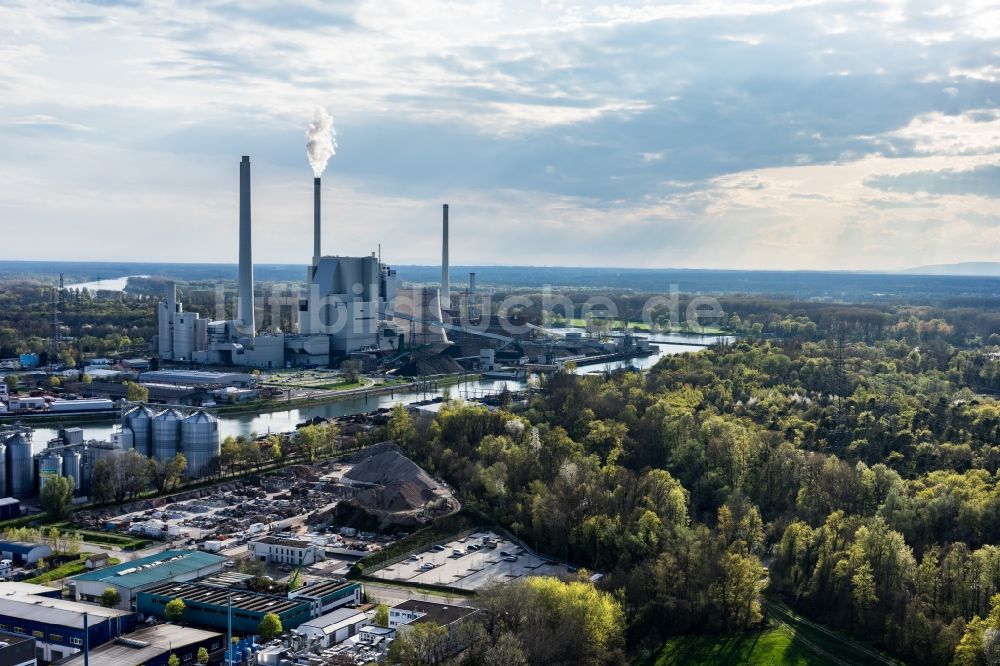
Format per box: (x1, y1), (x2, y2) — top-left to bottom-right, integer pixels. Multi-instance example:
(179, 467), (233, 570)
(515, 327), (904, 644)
(249, 536), (323, 567)
(0, 584), (134, 663)
(0, 631), (35, 666)
(287, 579), (361, 618)
(154, 156), (463, 370)
(55, 623), (224, 666)
(137, 582), (313, 634)
(69, 550), (227, 611)
(0, 542), (51, 566)
(294, 607), (369, 648)
(0, 498), (19, 521)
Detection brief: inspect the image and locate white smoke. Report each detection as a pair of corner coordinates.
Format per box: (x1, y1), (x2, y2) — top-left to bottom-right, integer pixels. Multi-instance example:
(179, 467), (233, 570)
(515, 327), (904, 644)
(305, 106), (337, 177)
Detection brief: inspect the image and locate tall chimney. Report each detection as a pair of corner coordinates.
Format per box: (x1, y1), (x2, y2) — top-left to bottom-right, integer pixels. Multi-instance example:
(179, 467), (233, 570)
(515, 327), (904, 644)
(238, 156), (255, 341)
(441, 203), (450, 310)
(468, 272), (476, 293)
(313, 177), (321, 263)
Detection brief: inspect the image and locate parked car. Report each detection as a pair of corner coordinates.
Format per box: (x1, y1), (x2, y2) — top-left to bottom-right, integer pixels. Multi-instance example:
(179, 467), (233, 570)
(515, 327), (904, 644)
(452, 549), (463, 557)
(409, 555), (421, 561)
(420, 562), (435, 570)
(432, 545), (445, 552)
(503, 555), (518, 562)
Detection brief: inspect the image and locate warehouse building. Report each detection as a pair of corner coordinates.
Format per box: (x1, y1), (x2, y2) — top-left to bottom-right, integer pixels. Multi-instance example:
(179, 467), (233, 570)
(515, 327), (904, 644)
(0, 586), (134, 663)
(288, 579), (361, 618)
(0, 499), (21, 522)
(69, 550), (226, 610)
(137, 582), (313, 634)
(294, 607), (369, 648)
(0, 631), (35, 666)
(56, 623), (224, 666)
(250, 536), (323, 567)
(0, 542), (51, 566)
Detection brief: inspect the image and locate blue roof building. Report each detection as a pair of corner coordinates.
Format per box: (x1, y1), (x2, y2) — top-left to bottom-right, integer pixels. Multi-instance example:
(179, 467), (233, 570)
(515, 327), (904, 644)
(69, 549), (226, 611)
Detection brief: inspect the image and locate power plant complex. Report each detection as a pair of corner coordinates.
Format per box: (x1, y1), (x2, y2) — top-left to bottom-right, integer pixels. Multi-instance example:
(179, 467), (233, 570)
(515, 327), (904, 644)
(156, 156), (453, 368)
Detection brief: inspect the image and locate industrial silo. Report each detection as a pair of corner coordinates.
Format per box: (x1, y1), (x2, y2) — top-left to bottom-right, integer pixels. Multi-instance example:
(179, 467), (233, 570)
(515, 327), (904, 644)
(5, 434), (33, 499)
(62, 450), (82, 494)
(38, 451), (63, 492)
(0, 440), (7, 498)
(180, 410), (220, 478)
(124, 405), (156, 457)
(151, 408), (182, 462)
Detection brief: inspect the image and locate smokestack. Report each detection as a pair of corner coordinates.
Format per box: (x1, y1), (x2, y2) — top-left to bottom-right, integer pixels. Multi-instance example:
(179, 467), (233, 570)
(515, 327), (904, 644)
(441, 203), (450, 310)
(313, 177), (321, 262)
(238, 156), (255, 340)
(469, 272), (476, 293)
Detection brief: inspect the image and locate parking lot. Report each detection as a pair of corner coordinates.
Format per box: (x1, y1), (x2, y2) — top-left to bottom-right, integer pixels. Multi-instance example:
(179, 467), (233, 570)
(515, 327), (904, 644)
(370, 531), (572, 591)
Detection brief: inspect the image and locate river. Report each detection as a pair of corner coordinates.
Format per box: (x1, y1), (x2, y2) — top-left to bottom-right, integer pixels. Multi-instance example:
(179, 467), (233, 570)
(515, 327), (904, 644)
(26, 331), (731, 444)
(66, 275), (146, 292)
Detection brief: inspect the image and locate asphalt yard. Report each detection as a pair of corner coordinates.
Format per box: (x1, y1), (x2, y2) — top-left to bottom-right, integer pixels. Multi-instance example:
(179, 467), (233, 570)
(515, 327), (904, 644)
(371, 531), (572, 590)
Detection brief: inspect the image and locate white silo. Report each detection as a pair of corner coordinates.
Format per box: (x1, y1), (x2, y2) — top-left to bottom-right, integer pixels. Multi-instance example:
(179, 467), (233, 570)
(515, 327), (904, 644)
(38, 451), (63, 492)
(0, 440), (7, 498)
(124, 405), (156, 457)
(151, 408), (182, 462)
(62, 450), (82, 494)
(180, 410), (220, 478)
(5, 434), (33, 499)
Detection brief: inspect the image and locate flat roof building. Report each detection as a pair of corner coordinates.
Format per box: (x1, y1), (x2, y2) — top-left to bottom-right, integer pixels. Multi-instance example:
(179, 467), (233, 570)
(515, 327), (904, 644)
(55, 623), (224, 666)
(138, 370), (255, 387)
(0, 630), (35, 666)
(295, 607), (370, 648)
(0, 585), (134, 663)
(288, 579), (362, 617)
(250, 536), (323, 567)
(69, 550), (226, 610)
(137, 582), (312, 635)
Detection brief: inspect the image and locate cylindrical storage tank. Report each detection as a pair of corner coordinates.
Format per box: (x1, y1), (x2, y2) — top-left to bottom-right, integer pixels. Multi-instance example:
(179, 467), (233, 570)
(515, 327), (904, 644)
(181, 410), (220, 478)
(0, 441), (7, 498)
(5, 434), (33, 499)
(62, 450), (82, 494)
(124, 405), (155, 457)
(38, 452), (63, 492)
(151, 408), (182, 462)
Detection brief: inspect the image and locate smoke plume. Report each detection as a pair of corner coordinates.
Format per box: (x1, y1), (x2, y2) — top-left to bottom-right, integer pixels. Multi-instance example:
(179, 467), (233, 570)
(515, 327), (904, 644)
(306, 106), (337, 177)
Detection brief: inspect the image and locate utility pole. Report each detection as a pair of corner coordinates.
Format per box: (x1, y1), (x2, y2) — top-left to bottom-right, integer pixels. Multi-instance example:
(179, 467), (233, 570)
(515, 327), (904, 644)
(227, 591), (233, 666)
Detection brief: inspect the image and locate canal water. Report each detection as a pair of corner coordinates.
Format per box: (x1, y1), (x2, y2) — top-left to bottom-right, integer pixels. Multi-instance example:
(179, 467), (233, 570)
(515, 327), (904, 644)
(27, 332), (731, 444)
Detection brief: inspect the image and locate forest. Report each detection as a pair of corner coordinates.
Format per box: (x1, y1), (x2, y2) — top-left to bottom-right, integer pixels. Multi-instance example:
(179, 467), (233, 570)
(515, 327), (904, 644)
(387, 321), (1000, 664)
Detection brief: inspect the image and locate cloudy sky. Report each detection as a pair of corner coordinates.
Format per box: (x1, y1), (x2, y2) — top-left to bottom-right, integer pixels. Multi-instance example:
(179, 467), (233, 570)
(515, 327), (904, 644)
(0, 0), (997, 270)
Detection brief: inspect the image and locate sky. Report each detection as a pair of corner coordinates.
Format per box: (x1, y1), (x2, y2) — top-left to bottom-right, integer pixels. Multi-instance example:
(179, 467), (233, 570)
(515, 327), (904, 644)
(0, 0), (997, 271)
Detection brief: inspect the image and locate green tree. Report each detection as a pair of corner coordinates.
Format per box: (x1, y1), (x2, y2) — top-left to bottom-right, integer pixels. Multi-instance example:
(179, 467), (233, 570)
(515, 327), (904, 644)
(167, 654), (180, 666)
(196, 647), (209, 664)
(39, 475), (74, 519)
(710, 552), (767, 630)
(164, 598), (185, 623)
(81, 373), (93, 384)
(340, 358), (361, 383)
(258, 612), (282, 641)
(387, 621), (450, 666)
(374, 603), (389, 628)
(3, 375), (18, 392)
(100, 587), (121, 608)
(125, 380), (149, 402)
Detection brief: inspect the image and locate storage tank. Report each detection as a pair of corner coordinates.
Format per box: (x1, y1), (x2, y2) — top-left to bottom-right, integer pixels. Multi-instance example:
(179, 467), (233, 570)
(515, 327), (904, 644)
(0, 441), (7, 498)
(151, 408), (182, 462)
(38, 451), (63, 492)
(5, 434), (33, 499)
(62, 450), (82, 494)
(180, 410), (220, 477)
(124, 405), (156, 457)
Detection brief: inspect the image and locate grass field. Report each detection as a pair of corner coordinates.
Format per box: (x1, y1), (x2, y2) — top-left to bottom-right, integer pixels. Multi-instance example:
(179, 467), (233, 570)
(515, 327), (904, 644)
(26, 553), (121, 584)
(638, 626), (836, 666)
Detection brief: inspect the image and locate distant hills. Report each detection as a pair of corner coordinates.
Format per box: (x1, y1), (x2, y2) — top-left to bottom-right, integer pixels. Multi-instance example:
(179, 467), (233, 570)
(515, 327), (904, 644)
(900, 262), (1000, 277)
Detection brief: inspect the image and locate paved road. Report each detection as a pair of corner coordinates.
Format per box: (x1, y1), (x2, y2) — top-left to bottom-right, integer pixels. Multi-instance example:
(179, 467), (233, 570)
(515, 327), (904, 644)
(362, 581), (475, 608)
